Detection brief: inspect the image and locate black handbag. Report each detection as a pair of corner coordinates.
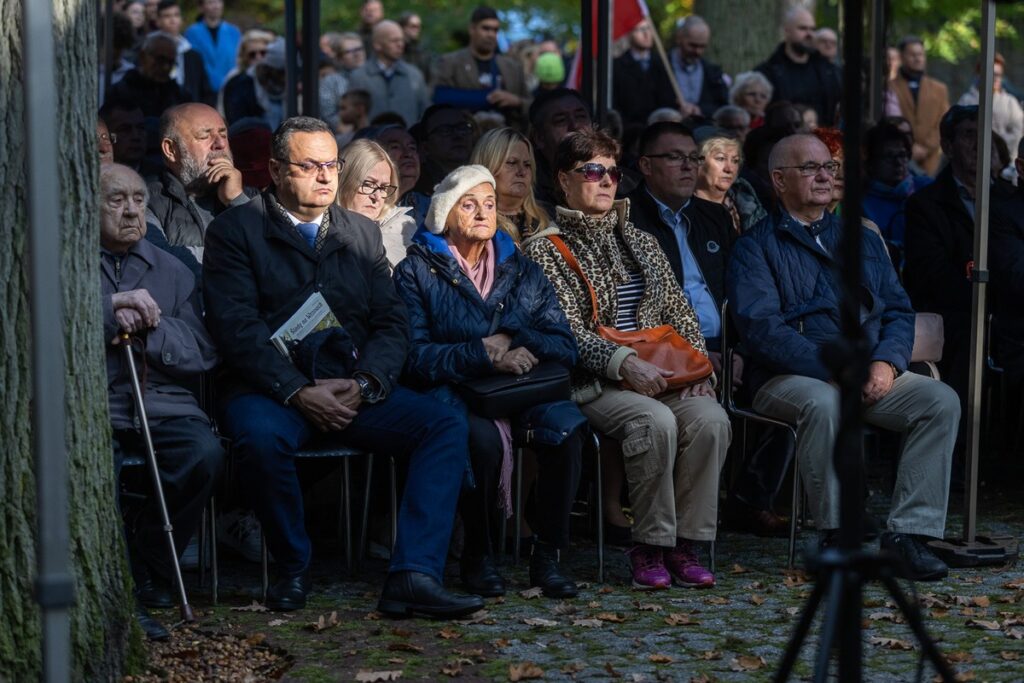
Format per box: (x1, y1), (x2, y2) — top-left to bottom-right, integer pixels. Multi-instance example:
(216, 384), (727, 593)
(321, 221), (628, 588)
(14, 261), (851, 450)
(456, 360), (571, 419)
(455, 287), (571, 419)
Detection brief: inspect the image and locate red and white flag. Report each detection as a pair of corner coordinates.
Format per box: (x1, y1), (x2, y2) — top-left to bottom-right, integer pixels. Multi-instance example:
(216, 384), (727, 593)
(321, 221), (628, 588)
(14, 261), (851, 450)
(567, 0), (650, 91)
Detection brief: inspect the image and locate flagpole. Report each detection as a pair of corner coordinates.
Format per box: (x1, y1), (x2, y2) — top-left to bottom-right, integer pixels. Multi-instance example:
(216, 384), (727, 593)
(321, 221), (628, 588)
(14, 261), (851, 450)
(650, 23), (688, 114)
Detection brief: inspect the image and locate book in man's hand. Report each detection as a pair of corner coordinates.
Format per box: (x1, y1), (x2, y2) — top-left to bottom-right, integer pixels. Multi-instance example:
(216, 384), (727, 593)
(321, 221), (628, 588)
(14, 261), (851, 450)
(270, 291), (342, 357)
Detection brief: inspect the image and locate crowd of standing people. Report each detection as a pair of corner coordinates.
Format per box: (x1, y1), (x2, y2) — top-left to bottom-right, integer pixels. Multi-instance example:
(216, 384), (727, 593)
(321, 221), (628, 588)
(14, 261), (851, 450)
(97, 0), (1024, 641)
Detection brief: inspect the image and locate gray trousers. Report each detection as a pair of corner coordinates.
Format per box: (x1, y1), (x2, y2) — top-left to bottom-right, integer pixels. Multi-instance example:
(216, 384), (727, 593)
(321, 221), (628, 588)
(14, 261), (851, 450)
(581, 387), (731, 546)
(753, 372), (960, 538)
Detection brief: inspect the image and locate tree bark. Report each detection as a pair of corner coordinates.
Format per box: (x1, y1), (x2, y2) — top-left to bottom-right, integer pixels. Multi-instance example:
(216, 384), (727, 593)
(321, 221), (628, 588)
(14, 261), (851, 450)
(0, 0), (140, 680)
(695, 0), (812, 78)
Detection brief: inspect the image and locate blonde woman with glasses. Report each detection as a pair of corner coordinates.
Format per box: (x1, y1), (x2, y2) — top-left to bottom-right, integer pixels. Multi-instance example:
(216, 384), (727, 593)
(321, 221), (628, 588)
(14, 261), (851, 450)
(470, 128), (551, 243)
(338, 139), (414, 266)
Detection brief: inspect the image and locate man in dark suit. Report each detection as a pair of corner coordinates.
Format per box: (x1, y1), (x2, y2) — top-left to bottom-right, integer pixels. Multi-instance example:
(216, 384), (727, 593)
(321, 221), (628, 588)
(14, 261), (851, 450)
(431, 6), (531, 128)
(669, 16), (729, 118)
(203, 116), (483, 619)
(612, 21), (678, 128)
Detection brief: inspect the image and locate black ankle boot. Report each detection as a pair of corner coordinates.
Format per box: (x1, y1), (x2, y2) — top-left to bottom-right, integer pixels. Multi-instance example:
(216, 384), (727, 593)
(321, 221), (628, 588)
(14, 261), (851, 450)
(529, 542), (578, 599)
(460, 554), (506, 597)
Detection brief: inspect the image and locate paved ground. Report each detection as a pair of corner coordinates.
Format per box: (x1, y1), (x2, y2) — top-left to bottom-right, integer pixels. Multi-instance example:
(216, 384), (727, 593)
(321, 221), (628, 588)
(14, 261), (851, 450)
(138, 459), (1024, 682)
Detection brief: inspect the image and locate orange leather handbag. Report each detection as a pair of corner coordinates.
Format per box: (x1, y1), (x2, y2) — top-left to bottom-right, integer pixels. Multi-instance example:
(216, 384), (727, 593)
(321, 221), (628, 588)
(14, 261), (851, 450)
(548, 236), (713, 391)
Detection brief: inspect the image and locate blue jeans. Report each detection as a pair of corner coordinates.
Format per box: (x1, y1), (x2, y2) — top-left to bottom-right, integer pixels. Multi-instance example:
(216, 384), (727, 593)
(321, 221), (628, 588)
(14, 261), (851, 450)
(221, 386), (468, 581)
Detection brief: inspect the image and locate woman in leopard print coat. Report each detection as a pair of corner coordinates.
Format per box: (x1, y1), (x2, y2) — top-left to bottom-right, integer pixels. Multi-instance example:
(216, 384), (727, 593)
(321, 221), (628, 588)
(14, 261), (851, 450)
(522, 128), (730, 591)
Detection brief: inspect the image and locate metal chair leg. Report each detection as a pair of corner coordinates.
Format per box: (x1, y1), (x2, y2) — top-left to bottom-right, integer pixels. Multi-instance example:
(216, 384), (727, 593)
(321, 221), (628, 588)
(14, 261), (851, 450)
(709, 540), (716, 574)
(359, 454), (374, 570)
(343, 458), (353, 575)
(594, 433), (604, 584)
(261, 533), (269, 603)
(788, 455), (801, 568)
(389, 456), (398, 553)
(513, 448), (523, 566)
(209, 496), (218, 605)
(198, 507), (208, 588)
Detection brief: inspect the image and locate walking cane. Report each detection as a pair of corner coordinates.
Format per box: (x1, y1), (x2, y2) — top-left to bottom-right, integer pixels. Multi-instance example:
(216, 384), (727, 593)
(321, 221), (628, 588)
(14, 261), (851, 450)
(121, 332), (195, 623)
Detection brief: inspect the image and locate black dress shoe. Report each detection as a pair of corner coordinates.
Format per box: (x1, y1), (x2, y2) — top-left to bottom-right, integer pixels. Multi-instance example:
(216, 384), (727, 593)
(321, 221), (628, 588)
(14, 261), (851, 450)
(460, 554), (506, 597)
(880, 531), (949, 581)
(378, 571), (485, 619)
(723, 501), (791, 538)
(136, 573), (174, 609)
(530, 542), (578, 599)
(265, 574), (310, 611)
(135, 603), (170, 641)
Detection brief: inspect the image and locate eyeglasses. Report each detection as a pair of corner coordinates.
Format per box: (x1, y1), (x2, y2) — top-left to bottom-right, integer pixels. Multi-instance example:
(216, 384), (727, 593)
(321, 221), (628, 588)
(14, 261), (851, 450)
(275, 158), (344, 176)
(357, 180), (398, 197)
(644, 152), (704, 166)
(571, 163), (622, 184)
(775, 161), (841, 176)
(878, 151), (910, 164)
(99, 132), (118, 144)
(427, 122), (473, 138)
(247, 49), (267, 59)
(342, 46), (365, 55)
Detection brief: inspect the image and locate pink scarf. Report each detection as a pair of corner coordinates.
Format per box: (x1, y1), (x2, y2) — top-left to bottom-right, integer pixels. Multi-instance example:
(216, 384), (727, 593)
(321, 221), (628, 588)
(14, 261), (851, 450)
(447, 237), (514, 518)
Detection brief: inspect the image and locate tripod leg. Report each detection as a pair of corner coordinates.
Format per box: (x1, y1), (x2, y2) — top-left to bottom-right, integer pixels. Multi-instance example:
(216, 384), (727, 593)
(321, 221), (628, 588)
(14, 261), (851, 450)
(812, 571), (846, 683)
(773, 571), (828, 683)
(879, 574), (958, 682)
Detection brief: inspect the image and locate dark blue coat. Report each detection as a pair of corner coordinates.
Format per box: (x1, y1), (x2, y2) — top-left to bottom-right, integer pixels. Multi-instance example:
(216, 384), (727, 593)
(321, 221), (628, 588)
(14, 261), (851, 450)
(393, 228), (583, 441)
(727, 210), (915, 393)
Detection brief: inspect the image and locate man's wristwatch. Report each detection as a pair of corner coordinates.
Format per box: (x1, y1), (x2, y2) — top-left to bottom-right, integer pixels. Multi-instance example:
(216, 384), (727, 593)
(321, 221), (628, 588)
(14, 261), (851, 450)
(886, 361), (901, 380)
(354, 374), (383, 403)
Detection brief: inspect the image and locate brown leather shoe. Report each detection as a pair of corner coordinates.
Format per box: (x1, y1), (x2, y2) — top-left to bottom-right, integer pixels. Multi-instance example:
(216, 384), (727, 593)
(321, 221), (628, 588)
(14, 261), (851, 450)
(724, 503), (790, 538)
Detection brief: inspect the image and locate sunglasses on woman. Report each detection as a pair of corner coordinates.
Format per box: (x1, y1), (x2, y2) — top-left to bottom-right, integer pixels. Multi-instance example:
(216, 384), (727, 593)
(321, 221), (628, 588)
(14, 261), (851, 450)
(571, 163), (622, 184)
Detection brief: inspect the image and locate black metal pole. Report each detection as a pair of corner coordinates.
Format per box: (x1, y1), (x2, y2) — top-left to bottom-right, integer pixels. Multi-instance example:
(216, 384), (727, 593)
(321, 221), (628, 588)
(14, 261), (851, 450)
(835, 0), (866, 680)
(285, 0), (298, 118)
(301, 0), (320, 119)
(24, 0), (74, 680)
(581, 0), (593, 111)
(103, 0), (114, 101)
(596, 0), (611, 127)
(867, 0), (886, 122)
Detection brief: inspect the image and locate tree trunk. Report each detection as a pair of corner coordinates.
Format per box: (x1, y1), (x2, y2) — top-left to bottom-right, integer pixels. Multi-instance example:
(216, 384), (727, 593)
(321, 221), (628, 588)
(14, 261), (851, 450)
(695, 0), (812, 78)
(0, 0), (140, 680)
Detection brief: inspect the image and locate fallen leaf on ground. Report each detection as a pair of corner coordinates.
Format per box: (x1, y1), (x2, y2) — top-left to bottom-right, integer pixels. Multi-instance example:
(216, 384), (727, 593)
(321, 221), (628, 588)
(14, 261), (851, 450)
(786, 606), (801, 616)
(231, 601), (268, 612)
(437, 627), (462, 640)
(561, 662), (585, 673)
(493, 638), (510, 648)
(730, 563), (750, 574)
(700, 650), (722, 660)
(553, 602), (578, 615)
(599, 586), (615, 594)
(518, 587), (544, 600)
(587, 600), (602, 609)
(748, 594), (766, 606)
(441, 660), (463, 677)
(509, 662), (544, 681)
(604, 662), (622, 678)
(931, 609), (950, 619)
(391, 627), (413, 638)
(971, 595), (991, 607)
(703, 596), (730, 605)
(454, 610), (490, 625)
(306, 611), (340, 632)
(596, 612), (626, 623)
(267, 619), (287, 627)
(664, 612), (699, 626)
(945, 651), (974, 663)
(965, 618), (1001, 631)
(689, 675), (716, 683)
(869, 636), (914, 650)
(783, 570), (809, 587)
(572, 618), (603, 628)
(868, 610), (903, 623)
(364, 612), (382, 621)
(1000, 651), (1020, 660)
(1006, 627), (1024, 639)
(729, 655), (766, 671)
(387, 642), (424, 653)
(1004, 578), (1024, 590)
(635, 602), (663, 611)
(387, 658), (405, 665)
(648, 654), (674, 663)
(355, 671), (402, 682)
(522, 617), (559, 627)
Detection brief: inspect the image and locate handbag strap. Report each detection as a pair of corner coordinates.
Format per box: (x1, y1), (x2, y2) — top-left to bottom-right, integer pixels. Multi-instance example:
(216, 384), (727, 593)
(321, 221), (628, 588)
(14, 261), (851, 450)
(547, 236), (600, 325)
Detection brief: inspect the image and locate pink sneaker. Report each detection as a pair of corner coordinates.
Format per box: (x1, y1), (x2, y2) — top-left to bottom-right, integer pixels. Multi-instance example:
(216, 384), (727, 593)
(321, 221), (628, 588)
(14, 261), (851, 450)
(626, 545), (671, 590)
(665, 540), (715, 588)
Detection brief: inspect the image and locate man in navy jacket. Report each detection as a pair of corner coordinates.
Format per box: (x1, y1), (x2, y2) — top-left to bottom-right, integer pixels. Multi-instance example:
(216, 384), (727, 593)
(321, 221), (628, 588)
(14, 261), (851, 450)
(727, 134), (959, 581)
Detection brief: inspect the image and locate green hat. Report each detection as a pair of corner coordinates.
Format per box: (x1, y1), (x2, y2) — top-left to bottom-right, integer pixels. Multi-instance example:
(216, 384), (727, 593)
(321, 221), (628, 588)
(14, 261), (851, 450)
(534, 52), (565, 85)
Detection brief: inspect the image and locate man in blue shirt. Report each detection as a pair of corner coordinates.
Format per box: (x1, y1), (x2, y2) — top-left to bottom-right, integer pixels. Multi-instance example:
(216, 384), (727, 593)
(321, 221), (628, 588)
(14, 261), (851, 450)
(184, 0), (242, 92)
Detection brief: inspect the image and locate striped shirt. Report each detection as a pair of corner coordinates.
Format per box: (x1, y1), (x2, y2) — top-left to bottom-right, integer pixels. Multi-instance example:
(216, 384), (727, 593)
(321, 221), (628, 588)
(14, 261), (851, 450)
(614, 270), (645, 331)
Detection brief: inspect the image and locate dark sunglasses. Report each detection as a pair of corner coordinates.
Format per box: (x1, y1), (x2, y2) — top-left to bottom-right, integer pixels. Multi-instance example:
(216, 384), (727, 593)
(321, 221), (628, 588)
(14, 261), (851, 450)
(247, 49), (267, 59)
(571, 163), (622, 184)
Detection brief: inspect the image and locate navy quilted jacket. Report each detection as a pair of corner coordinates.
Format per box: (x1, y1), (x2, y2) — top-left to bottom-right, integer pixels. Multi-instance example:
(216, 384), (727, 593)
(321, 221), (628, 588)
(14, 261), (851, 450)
(727, 210), (914, 393)
(392, 227), (579, 388)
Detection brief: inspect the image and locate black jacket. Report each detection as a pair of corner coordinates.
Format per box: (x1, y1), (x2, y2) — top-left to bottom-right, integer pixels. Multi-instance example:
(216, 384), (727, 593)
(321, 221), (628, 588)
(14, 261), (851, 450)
(756, 44), (841, 126)
(688, 58), (729, 117)
(202, 192), (409, 404)
(612, 52), (678, 128)
(626, 185), (735, 313)
(990, 186), (1024, 346)
(147, 170), (256, 250)
(107, 68), (192, 118)
(181, 48), (215, 106)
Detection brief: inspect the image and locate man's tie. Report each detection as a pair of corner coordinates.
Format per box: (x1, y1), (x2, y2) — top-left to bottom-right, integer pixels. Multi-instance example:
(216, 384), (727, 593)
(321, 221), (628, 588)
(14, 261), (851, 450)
(297, 222), (319, 249)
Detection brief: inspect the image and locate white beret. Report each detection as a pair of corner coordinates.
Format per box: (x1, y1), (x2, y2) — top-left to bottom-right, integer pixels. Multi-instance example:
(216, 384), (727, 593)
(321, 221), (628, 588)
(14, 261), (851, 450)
(424, 164), (497, 234)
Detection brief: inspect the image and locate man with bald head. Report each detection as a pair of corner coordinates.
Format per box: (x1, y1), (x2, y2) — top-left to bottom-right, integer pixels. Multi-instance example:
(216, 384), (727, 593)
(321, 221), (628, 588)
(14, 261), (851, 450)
(101, 163), (222, 639)
(814, 27), (839, 63)
(347, 19), (429, 127)
(147, 102), (255, 264)
(727, 134), (959, 581)
(669, 15), (729, 118)
(755, 8), (841, 125)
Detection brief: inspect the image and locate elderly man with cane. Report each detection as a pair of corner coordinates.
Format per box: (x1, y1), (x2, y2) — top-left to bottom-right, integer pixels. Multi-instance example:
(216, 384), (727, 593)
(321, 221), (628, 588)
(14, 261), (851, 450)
(101, 163), (224, 639)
